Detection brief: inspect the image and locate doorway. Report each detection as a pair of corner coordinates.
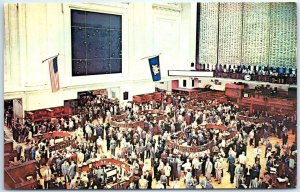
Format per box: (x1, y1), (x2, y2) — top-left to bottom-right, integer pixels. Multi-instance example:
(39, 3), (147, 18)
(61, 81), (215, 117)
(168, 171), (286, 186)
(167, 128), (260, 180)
(4, 99), (23, 128)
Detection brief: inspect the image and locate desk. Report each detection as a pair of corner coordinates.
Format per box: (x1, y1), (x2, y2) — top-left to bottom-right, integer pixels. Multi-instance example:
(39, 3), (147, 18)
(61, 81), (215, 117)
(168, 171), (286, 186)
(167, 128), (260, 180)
(4, 160), (37, 189)
(276, 177), (288, 188)
(225, 83), (245, 98)
(80, 158), (134, 189)
(33, 131), (72, 141)
(172, 88), (199, 96)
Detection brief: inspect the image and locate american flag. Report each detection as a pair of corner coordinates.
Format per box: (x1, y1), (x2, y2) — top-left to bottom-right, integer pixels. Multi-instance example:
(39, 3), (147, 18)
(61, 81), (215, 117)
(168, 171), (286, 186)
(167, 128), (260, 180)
(48, 56), (60, 92)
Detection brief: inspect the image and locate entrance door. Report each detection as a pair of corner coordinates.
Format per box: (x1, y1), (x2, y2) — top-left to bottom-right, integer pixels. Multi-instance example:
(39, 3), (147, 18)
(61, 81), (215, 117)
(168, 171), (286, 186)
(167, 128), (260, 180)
(4, 99), (23, 127)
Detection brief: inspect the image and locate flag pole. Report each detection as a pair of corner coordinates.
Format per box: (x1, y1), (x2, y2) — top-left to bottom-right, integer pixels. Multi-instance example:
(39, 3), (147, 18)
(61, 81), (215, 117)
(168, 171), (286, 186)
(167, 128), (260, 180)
(42, 53), (60, 63)
(140, 53), (161, 60)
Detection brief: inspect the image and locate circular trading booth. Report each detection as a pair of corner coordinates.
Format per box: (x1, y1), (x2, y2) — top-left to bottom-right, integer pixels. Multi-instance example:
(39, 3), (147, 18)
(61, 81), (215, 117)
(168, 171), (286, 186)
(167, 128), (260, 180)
(110, 109), (167, 133)
(166, 124), (237, 154)
(78, 158), (135, 189)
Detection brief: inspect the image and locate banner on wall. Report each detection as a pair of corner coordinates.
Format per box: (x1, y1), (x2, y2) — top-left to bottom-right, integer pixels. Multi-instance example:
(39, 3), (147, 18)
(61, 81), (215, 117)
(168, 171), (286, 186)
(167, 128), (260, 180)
(148, 56), (161, 82)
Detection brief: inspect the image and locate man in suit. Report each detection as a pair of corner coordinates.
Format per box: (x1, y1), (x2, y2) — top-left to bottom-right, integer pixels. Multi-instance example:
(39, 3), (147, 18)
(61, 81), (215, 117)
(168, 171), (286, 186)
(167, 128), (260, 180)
(110, 137), (117, 156)
(55, 157), (62, 177)
(229, 162), (236, 184)
(205, 158), (213, 180)
(265, 140), (272, 158)
(235, 163), (243, 188)
(16, 144), (22, 161)
(254, 130), (260, 148)
(31, 146), (37, 160)
(87, 178), (96, 189)
(77, 150), (84, 164)
(252, 163), (260, 180)
(275, 141), (281, 156)
(215, 158), (223, 184)
(282, 132), (288, 145)
(24, 144), (32, 162)
(61, 160), (69, 181)
(170, 158), (178, 181)
(68, 161), (76, 180)
(254, 147), (261, 163)
(175, 157), (182, 179)
(251, 177), (259, 188)
(227, 154), (235, 172)
(160, 172), (168, 189)
(139, 145), (145, 162)
(244, 165), (252, 188)
(43, 164), (52, 189)
(145, 141), (152, 159)
(145, 171), (152, 189)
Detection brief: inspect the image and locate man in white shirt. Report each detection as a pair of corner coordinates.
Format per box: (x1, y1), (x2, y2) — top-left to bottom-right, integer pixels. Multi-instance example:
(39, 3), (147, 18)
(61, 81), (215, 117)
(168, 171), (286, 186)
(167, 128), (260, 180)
(164, 163), (171, 186)
(49, 138), (55, 146)
(239, 152), (247, 169)
(254, 147), (261, 161)
(215, 158), (223, 184)
(77, 151), (84, 164)
(249, 130), (254, 146)
(69, 118), (74, 131)
(229, 147), (236, 158)
(139, 175), (148, 189)
(205, 159), (213, 180)
(156, 181), (164, 189)
(96, 136), (103, 153)
(185, 169), (192, 186)
(43, 164), (52, 189)
(182, 159), (192, 173)
(172, 178), (180, 188)
(69, 177), (79, 189)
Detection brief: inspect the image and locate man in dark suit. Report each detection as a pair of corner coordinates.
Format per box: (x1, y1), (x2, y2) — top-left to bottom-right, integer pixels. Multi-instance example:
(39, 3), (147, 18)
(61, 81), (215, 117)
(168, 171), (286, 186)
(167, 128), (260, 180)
(16, 144), (22, 161)
(87, 178), (96, 189)
(229, 162), (236, 184)
(244, 165), (252, 188)
(282, 132), (288, 145)
(24, 144), (32, 162)
(145, 171), (152, 189)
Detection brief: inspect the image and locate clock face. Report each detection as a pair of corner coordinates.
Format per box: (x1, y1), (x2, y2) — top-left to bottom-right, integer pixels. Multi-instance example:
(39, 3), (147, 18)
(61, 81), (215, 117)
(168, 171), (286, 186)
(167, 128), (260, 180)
(244, 75), (251, 81)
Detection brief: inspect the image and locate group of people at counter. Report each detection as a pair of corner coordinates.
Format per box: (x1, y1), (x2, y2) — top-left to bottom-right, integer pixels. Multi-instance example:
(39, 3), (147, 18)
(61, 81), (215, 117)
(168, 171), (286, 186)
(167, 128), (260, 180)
(196, 62), (297, 84)
(8, 91), (297, 189)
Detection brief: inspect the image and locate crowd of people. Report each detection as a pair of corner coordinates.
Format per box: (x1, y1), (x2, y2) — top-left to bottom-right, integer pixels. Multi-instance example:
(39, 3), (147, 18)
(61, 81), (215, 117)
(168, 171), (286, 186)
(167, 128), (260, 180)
(196, 63), (297, 84)
(6, 91), (297, 189)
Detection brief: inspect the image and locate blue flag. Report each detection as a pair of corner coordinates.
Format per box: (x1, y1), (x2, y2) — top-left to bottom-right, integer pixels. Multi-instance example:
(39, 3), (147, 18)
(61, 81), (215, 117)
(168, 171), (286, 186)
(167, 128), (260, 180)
(148, 56), (161, 81)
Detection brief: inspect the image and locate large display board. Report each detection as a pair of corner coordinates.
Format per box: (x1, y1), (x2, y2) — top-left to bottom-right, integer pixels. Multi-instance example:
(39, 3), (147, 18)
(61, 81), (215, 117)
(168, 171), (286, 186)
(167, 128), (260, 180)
(218, 3), (243, 65)
(197, 2), (297, 68)
(269, 3), (297, 68)
(242, 3), (270, 66)
(199, 3), (219, 65)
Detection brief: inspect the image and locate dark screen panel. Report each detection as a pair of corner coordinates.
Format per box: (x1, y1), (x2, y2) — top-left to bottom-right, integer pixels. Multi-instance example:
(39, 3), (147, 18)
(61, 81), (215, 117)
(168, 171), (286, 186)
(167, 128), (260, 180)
(72, 60), (87, 76)
(110, 30), (122, 58)
(86, 12), (110, 28)
(71, 10), (86, 27)
(86, 28), (110, 59)
(110, 59), (122, 73)
(71, 9), (122, 76)
(110, 15), (122, 29)
(87, 59), (110, 75)
(71, 27), (86, 59)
